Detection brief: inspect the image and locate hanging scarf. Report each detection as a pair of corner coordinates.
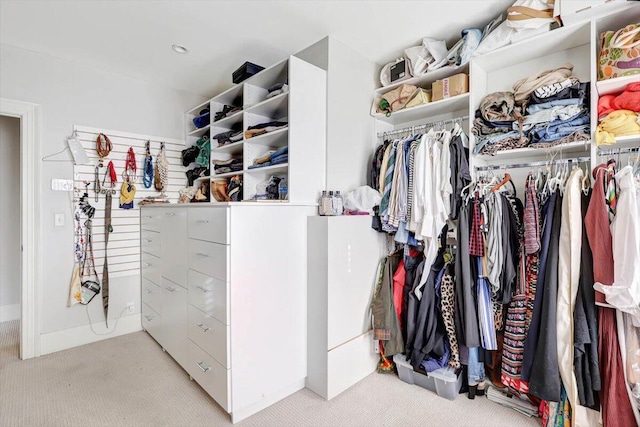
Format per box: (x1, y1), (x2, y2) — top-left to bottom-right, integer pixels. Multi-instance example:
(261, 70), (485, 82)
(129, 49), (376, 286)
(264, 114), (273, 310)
(155, 142), (169, 192)
(143, 140), (154, 189)
(120, 147), (137, 209)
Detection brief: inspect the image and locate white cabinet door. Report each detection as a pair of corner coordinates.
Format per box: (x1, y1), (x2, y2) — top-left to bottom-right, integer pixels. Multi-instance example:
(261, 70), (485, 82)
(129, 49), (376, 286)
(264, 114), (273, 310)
(188, 269), (228, 325)
(160, 208), (188, 288)
(142, 302), (163, 344)
(188, 208), (229, 244)
(142, 278), (162, 314)
(161, 277), (188, 368)
(326, 217), (383, 350)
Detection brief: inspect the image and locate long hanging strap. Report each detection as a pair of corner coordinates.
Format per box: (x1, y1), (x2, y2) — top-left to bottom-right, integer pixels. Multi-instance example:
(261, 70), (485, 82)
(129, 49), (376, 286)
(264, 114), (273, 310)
(102, 192), (112, 327)
(143, 140), (154, 189)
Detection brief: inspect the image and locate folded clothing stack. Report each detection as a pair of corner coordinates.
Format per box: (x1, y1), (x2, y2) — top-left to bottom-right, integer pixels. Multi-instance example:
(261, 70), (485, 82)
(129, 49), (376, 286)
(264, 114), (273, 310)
(472, 63), (590, 156)
(214, 105), (242, 122)
(266, 82), (288, 99)
(212, 129), (243, 147)
(596, 83), (640, 146)
(245, 121), (288, 139)
(213, 158), (243, 175)
(248, 146), (288, 169)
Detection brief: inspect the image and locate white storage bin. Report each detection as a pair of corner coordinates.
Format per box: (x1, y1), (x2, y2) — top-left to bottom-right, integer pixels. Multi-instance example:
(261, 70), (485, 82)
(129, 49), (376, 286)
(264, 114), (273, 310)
(393, 354), (462, 401)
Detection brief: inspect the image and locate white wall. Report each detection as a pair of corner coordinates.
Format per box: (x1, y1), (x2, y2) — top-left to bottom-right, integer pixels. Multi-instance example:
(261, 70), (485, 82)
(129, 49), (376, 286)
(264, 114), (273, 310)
(0, 43), (205, 352)
(325, 38), (377, 191)
(0, 115), (20, 322)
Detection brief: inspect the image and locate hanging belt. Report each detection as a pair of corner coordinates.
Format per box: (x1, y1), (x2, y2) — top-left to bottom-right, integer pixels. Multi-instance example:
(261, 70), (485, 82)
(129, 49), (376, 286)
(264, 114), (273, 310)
(102, 191), (112, 327)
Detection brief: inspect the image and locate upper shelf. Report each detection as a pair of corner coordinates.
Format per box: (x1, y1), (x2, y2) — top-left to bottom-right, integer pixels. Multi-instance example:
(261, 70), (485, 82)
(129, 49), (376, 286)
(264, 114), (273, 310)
(596, 75), (639, 96)
(373, 64), (468, 95)
(597, 134), (640, 153)
(475, 140), (591, 162)
(245, 92), (289, 119)
(188, 124), (211, 137)
(371, 93), (469, 125)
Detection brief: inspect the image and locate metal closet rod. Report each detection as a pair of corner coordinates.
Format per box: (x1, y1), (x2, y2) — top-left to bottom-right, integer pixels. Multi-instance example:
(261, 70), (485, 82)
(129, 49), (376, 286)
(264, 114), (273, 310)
(377, 116), (469, 138)
(474, 156), (591, 172)
(597, 146), (640, 156)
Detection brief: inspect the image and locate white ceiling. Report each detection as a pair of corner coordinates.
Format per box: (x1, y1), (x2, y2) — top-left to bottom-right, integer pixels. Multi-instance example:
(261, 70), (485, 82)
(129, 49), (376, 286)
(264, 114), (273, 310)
(0, 0), (513, 97)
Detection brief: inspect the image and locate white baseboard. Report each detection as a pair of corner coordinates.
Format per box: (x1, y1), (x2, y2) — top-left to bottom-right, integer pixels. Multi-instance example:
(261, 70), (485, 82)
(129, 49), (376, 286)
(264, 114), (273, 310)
(0, 303), (20, 322)
(40, 314), (142, 355)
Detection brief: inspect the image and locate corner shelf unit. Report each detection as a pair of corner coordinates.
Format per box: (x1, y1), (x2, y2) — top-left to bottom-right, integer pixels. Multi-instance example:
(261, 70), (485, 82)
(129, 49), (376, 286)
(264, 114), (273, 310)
(371, 4), (640, 194)
(185, 56), (327, 203)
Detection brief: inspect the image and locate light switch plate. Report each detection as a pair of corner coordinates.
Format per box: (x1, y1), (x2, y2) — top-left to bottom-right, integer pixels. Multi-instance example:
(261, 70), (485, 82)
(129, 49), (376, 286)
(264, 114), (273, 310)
(51, 179), (74, 192)
(54, 213), (65, 227)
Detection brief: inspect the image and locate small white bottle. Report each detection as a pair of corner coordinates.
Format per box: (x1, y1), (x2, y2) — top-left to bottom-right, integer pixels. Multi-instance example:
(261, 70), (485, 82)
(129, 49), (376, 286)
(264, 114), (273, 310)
(334, 190), (344, 215)
(319, 190), (328, 215)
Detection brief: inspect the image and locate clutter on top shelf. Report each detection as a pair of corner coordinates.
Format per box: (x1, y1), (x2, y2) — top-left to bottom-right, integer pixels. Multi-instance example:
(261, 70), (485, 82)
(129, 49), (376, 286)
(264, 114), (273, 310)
(432, 73), (469, 102)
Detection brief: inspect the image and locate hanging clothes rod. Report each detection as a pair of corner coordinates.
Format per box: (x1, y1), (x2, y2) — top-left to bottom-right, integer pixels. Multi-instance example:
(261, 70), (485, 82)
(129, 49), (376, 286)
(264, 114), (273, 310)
(474, 156), (591, 172)
(597, 146), (640, 156)
(377, 116), (469, 138)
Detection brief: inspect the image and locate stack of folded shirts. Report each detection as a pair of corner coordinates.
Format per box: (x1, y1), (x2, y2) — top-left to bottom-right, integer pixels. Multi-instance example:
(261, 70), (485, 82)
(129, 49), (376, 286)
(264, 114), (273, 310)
(596, 83), (640, 146)
(214, 105), (243, 122)
(248, 146), (288, 169)
(212, 129), (243, 147)
(245, 121), (288, 139)
(266, 82), (288, 99)
(472, 63), (591, 156)
(213, 158), (243, 174)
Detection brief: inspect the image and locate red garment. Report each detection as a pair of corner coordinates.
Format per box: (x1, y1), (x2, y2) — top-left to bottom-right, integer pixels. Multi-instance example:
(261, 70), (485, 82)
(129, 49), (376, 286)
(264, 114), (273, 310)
(392, 259), (406, 329)
(585, 166), (613, 304)
(585, 165), (637, 427)
(614, 82), (640, 112)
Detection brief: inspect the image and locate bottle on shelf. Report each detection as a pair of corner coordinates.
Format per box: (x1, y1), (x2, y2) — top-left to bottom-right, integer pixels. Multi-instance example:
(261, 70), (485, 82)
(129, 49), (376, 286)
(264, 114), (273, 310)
(319, 190), (328, 215)
(278, 177), (288, 201)
(334, 190), (344, 215)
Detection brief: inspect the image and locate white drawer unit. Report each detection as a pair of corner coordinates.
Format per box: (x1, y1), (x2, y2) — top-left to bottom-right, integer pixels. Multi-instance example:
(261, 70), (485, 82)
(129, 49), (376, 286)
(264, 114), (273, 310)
(142, 278), (162, 314)
(188, 269), (228, 325)
(187, 340), (230, 412)
(141, 229), (161, 258)
(188, 239), (228, 281)
(141, 203), (315, 423)
(160, 208), (188, 288)
(142, 303), (162, 342)
(188, 208), (229, 244)
(141, 252), (161, 285)
(187, 304), (229, 368)
(161, 278), (188, 368)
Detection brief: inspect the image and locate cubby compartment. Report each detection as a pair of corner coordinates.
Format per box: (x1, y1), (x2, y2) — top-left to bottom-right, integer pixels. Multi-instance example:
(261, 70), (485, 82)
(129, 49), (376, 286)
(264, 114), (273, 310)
(243, 59), (289, 107)
(211, 84), (244, 128)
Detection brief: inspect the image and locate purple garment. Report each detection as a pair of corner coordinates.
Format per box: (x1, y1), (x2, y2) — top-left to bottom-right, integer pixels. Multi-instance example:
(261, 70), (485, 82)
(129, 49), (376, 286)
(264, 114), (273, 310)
(421, 340), (451, 373)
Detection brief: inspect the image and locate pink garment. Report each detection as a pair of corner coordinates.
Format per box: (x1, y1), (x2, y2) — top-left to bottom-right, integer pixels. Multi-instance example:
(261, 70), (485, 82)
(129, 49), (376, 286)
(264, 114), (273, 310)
(614, 82), (640, 112)
(392, 259), (406, 329)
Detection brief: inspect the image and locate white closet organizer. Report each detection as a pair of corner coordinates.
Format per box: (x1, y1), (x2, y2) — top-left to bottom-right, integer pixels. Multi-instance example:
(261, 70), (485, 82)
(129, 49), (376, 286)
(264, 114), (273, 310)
(185, 56), (326, 203)
(140, 203), (315, 423)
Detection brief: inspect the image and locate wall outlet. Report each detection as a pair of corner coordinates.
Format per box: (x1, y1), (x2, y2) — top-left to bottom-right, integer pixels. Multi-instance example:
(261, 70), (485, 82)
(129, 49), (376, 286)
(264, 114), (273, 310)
(54, 213), (65, 227)
(127, 303), (135, 313)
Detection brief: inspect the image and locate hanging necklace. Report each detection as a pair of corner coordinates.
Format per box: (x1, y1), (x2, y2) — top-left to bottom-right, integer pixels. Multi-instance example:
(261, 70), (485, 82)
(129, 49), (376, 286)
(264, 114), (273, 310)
(101, 161), (117, 195)
(96, 133), (112, 168)
(122, 147), (137, 182)
(143, 140), (154, 189)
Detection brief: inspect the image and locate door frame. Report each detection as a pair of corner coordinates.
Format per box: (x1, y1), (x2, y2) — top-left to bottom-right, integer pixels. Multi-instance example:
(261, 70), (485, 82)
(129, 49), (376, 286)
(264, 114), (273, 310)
(0, 98), (41, 359)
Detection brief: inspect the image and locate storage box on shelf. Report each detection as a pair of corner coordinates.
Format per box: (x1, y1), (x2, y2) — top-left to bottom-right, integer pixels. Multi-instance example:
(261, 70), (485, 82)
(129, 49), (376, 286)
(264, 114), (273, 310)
(185, 56), (325, 203)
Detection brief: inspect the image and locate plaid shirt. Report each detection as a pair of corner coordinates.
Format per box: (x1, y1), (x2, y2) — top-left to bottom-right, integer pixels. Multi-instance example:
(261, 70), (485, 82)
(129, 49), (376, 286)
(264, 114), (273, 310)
(469, 195), (485, 256)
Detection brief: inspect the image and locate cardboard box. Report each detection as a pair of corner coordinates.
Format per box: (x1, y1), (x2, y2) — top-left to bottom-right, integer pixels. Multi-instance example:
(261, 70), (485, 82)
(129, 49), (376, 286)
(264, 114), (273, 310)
(432, 73), (468, 102)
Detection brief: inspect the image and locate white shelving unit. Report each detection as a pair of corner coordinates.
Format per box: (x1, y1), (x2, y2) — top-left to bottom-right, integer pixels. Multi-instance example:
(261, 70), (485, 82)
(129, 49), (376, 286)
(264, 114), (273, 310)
(184, 56), (327, 203)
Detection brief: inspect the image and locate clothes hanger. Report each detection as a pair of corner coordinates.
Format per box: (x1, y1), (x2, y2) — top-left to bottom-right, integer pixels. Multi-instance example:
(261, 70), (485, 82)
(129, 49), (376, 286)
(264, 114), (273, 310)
(490, 172), (512, 193)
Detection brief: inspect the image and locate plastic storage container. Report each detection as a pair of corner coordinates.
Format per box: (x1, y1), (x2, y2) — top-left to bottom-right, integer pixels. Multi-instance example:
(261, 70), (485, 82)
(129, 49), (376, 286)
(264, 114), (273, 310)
(232, 61), (265, 84)
(393, 354), (462, 401)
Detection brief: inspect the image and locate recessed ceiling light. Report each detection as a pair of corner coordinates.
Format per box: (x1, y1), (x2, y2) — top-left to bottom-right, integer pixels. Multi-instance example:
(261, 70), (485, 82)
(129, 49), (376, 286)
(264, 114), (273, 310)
(172, 44), (189, 54)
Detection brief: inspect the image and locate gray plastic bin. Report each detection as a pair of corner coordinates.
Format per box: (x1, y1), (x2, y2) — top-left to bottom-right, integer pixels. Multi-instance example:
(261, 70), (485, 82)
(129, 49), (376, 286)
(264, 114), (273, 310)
(393, 354), (462, 400)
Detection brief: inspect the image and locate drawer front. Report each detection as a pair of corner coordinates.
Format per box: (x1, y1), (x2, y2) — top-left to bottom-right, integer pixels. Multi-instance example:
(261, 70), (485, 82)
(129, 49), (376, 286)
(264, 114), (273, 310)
(188, 305), (229, 368)
(187, 340), (230, 412)
(141, 230), (161, 257)
(142, 303), (162, 343)
(188, 208), (229, 244)
(188, 239), (228, 281)
(140, 209), (162, 232)
(141, 252), (161, 285)
(188, 269), (228, 324)
(161, 208), (188, 288)
(161, 278), (188, 368)
(142, 279), (162, 314)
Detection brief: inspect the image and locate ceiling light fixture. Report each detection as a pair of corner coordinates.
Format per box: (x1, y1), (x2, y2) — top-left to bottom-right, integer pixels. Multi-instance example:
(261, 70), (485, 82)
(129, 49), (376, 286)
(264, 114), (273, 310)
(172, 44), (189, 54)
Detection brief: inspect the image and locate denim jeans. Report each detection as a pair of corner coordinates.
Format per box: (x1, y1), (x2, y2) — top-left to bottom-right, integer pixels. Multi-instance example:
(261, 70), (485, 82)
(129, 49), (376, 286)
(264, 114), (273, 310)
(468, 346), (485, 385)
(527, 98), (581, 115)
(529, 112), (590, 143)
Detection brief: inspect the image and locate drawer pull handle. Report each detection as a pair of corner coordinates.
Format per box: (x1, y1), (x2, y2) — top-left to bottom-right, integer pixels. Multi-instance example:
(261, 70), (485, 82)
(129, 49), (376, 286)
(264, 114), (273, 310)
(196, 252), (210, 258)
(196, 219), (209, 224)
(196, 286), (210, 293)
(164, 212), (176, 216)
(144, 315), (154, 321)
(196, 361), (210, 373)
(143, 239), (153, 243)
(143, 263), (151, 267)
(196, 323), (210, 332)
(165, 286), (177, 292)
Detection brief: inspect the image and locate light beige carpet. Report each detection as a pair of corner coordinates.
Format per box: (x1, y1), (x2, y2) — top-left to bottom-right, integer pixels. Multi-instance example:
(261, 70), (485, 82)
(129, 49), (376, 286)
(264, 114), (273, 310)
(0, 320), (539, 427)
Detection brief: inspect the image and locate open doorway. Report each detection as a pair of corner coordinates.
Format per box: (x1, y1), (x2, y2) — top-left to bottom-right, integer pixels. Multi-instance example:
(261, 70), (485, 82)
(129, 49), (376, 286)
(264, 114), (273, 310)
(0, 98), (40, 360)
(0, 115), (20, 358)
